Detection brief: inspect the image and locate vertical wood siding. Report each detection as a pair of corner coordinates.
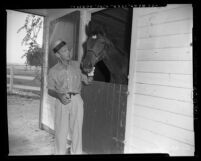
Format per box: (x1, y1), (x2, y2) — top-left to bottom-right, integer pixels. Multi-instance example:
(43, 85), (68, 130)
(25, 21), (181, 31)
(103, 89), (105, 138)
(127, 5), (194, 156)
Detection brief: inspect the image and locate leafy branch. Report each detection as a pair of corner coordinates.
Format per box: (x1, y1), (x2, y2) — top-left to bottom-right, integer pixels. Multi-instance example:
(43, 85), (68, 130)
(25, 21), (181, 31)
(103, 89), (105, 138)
(17, 14), (43, 67)
(17, 14), (43, 83)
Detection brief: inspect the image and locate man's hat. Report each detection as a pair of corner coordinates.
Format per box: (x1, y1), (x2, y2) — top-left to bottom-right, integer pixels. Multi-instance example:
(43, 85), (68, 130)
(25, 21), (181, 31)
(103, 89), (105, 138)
(53, 40), (66, 53)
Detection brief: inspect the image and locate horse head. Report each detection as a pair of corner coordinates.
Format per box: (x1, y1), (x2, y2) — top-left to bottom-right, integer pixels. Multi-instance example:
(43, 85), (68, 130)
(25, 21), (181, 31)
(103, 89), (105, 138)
(81, 21), (129, 84)
(81, 33), (112, 74)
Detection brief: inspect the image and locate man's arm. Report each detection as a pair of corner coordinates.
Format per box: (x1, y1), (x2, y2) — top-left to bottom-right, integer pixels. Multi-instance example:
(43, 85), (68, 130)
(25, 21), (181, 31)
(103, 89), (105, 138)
(81, 67), (95, 85)
(81, 73), (94, 85)
(48, 89), (71, 105)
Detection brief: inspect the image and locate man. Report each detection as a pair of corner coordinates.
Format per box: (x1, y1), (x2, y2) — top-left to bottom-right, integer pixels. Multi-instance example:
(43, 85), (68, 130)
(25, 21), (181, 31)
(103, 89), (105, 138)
(47, 40), (94, 155)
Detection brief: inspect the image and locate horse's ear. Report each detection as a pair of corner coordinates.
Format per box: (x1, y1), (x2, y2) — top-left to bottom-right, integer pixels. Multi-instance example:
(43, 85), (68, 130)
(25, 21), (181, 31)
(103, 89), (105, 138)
(85, 21), (95, 36)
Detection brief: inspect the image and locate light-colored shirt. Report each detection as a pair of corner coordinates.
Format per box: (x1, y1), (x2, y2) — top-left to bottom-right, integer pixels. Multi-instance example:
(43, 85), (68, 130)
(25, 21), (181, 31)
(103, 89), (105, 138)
(47, 60), (88, 94)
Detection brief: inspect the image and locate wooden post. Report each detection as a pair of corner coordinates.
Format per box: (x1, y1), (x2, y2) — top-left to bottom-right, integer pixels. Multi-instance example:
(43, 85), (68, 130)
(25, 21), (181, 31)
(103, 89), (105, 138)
(9, 65), (14, 92)
(124, 8), (139, 153)
(77, 10), (91, 62)
(39, 16), (49, 129)
(77, 9), (104, 62)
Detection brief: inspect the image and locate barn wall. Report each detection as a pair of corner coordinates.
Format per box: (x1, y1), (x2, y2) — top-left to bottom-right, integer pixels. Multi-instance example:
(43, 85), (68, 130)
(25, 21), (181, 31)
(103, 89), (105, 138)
(125, 4), (194, 156)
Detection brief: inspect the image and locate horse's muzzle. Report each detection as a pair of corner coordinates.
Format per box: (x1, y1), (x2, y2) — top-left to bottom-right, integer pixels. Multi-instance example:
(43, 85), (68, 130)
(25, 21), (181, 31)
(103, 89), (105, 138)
(81, 60), (93, 74)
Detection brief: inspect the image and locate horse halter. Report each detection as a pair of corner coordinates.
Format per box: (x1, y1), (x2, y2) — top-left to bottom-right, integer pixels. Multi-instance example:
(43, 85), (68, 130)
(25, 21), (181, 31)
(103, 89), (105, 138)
(86, 35), (108, 62)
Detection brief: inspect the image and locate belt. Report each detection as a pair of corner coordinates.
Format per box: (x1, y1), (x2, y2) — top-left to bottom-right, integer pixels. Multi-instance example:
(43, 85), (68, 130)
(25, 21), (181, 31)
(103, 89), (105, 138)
(69, 92), (79, 98)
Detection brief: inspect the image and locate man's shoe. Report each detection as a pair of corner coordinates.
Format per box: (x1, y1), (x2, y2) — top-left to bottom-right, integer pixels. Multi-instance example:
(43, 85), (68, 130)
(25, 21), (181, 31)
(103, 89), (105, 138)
(66, 147), (71, 155)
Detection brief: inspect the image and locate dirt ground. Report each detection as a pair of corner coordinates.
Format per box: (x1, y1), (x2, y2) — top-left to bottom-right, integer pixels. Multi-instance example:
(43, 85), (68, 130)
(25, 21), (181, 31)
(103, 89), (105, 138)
(7, 91), (55, 156)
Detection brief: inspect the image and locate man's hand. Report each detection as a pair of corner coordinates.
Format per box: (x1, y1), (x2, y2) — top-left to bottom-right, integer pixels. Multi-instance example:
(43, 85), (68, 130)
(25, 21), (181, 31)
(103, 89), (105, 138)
(87, 76), (93, 84)
(58, 93), (71, 105)
(86, 67), (94, 84)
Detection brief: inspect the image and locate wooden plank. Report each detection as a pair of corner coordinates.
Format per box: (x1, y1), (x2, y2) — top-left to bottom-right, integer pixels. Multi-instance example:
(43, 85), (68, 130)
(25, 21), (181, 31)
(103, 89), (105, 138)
(39, 16), (49, 130)
(111, 84), (128, 154)
(138, 19), (192, 38)
(12, 69), (37, 76)
(78, 10), (91, 62)
(87, 82), (102, 153)
(137, 4), (185, 16)
(7, 75), (35, 80)
(138, 5), (192, 27)
(17, 9), (47, 16)
(134, 94), (193, 117)
(137, 34), (192, 49)
(135, 83), (193, 102)
(92, 82), (111, 154)
(41, 96), (55, 130)
(111, 84), (121, 139)
(139, 4), (182, 17)
(130, 125), (194, 156)
(108, 83), (119, 154)
(131, 116), (194, 146)
(111, 84), (123, 153)
(136, 47), (192, 61)
(134, 104), (193, 131)
(82, 82), (97, 153)
(135, 72), (192, 88)
(104, 83), (115, 153)
(116, 84), (122, 142)
(9, 84), (40, 91)
(136, 61), (192, 75)
(124, 9), (139, 153)
(90, 83), (103, 154)
(110, 83), (118, 153)
(117, 84), (128, 142)
(41, 123), (55, 135)
(13, 78), (40, 87)
(128, 134), (162, 153)
(7, 64), (27, 70)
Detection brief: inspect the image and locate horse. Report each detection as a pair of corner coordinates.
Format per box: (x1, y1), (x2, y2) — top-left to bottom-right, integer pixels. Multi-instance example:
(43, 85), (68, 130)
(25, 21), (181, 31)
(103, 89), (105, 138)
(81, 26), (129, 85)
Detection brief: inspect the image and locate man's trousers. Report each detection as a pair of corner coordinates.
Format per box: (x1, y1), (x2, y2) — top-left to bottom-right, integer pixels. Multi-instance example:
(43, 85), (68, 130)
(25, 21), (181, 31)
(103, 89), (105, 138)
(54, 94), (83, 154)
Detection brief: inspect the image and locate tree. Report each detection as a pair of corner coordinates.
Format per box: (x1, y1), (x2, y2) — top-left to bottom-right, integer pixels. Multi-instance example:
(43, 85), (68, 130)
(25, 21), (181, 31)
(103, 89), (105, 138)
(17, 14), (43, 83)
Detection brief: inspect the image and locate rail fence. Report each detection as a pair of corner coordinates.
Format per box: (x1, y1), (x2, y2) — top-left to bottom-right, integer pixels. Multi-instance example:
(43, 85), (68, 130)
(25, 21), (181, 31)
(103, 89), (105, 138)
(7, 64), (41, 92)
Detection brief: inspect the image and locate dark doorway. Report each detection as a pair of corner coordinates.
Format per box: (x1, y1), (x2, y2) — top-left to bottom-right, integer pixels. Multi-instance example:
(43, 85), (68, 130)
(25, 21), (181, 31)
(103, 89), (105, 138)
(90, 8), (133, 84)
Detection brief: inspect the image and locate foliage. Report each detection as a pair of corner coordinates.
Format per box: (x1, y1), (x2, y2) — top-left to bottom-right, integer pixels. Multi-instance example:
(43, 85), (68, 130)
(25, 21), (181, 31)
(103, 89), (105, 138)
(23, 43), (43, 67)
(17, 14), (44, 83)
(17, 14), (43, 67)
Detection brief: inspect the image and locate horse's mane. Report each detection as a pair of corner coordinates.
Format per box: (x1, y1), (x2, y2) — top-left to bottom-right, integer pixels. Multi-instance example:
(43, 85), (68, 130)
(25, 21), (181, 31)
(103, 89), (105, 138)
(114, 44), (128, 57)
(104, 35), (128, 57)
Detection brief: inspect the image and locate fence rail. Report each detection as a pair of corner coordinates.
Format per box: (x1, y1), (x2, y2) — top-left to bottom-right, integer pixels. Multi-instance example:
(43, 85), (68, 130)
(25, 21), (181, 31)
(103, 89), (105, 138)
(7, 64), (41, 92)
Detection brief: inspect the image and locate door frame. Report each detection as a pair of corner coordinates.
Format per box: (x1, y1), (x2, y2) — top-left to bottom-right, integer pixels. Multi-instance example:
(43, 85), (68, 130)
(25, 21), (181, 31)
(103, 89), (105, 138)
(123, 8), (139, 153)
(80, 8), (137, 154)
(39, 10), (82, 132)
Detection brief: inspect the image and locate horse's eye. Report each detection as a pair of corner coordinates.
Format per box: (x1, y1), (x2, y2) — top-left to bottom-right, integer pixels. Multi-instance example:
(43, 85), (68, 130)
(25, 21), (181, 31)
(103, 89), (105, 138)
(92, 35), (97, 39)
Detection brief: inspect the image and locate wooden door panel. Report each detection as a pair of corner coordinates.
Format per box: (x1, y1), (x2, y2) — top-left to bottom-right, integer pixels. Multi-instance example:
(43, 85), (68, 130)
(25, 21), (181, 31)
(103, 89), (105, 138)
(81, 81), (127, 154)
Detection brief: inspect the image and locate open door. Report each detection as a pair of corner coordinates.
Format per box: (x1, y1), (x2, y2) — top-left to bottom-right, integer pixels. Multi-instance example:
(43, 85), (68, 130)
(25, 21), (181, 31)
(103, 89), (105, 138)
(40, 11), (80, 133)
(49, 11), (80, 68)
